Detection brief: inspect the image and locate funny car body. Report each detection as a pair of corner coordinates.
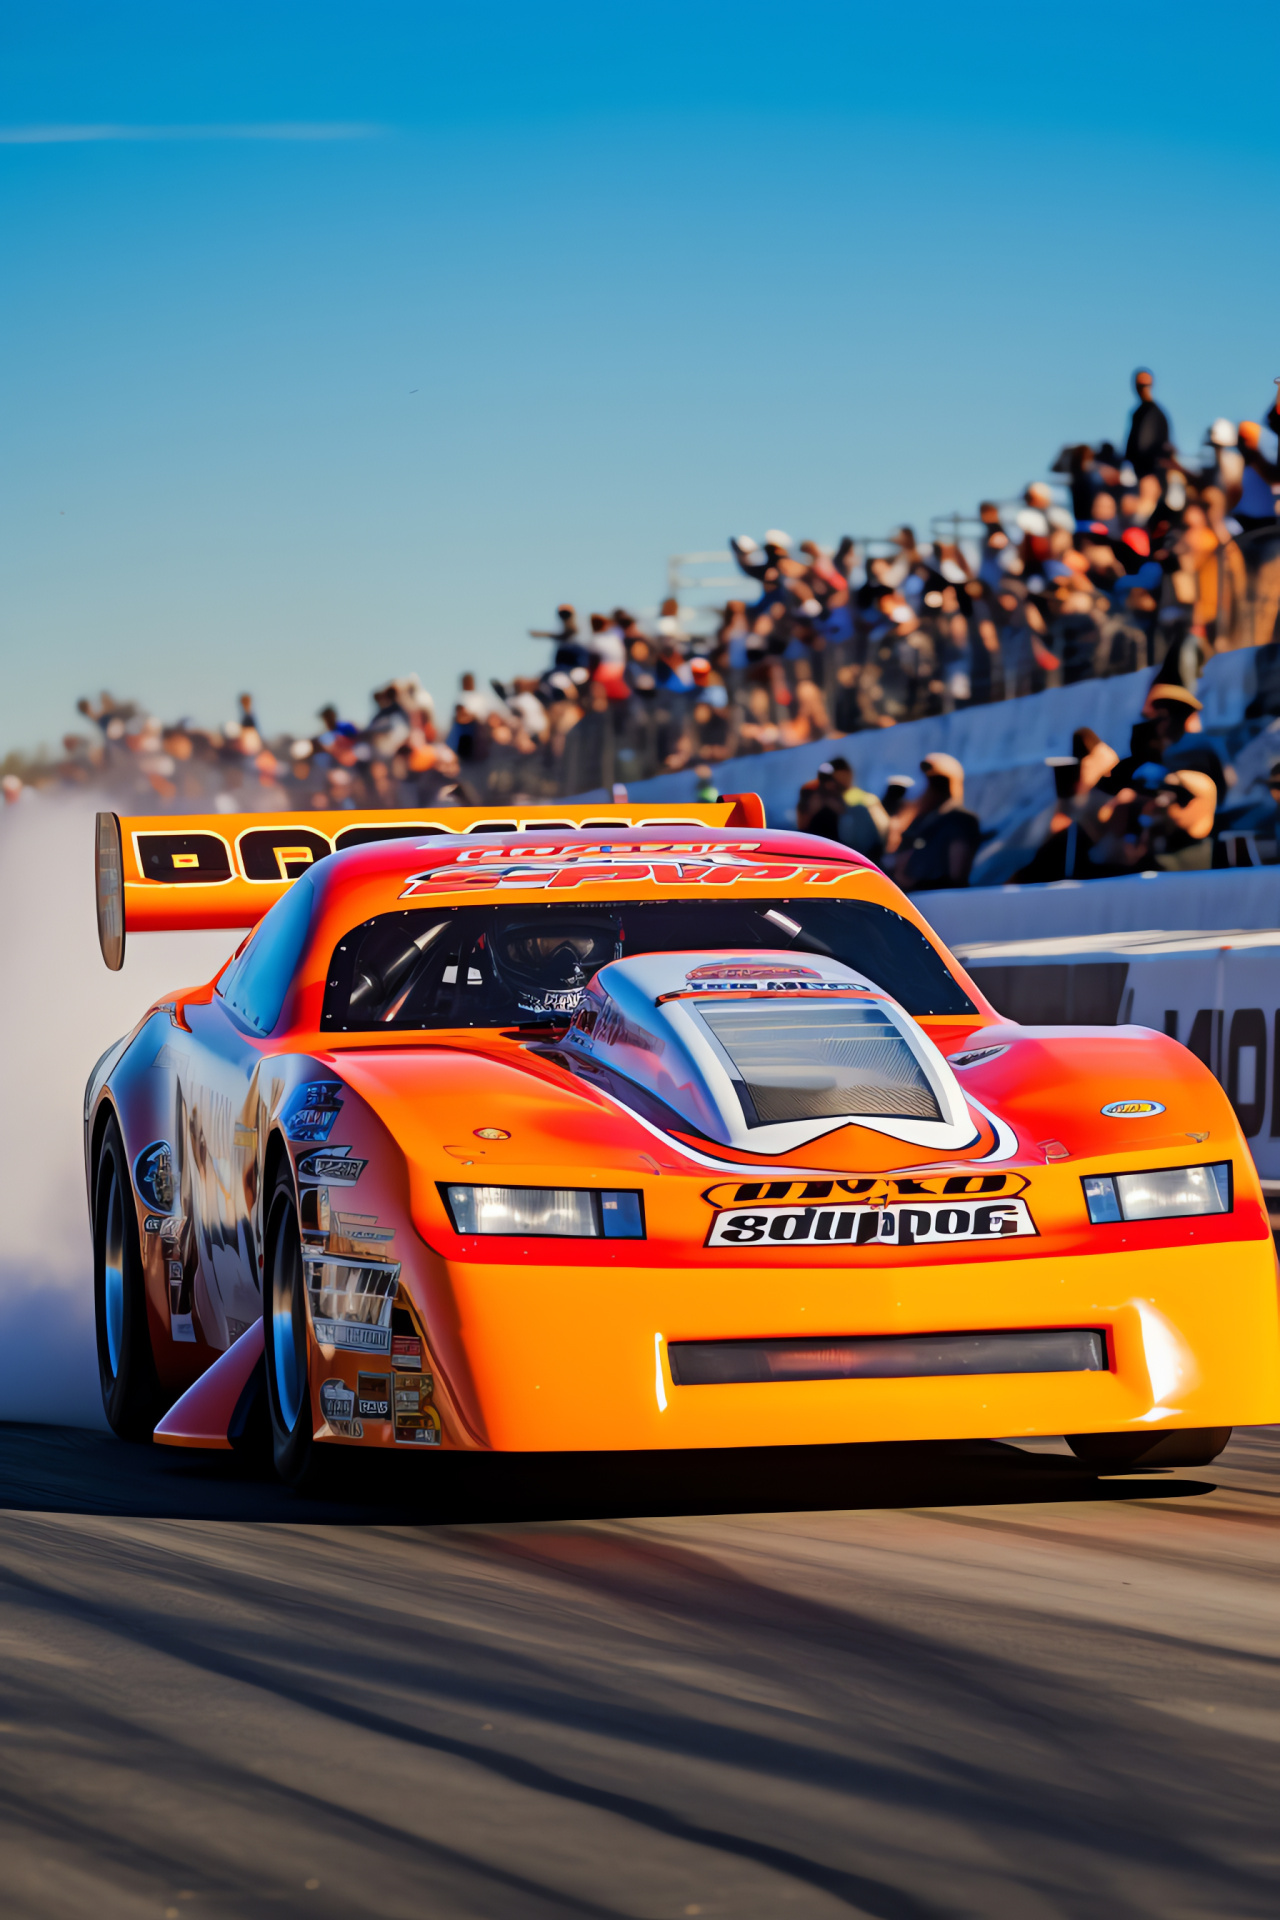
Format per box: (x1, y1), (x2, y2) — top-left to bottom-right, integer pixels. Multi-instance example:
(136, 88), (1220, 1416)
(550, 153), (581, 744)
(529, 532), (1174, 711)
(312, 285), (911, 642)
(84, 798), (1280, 1485)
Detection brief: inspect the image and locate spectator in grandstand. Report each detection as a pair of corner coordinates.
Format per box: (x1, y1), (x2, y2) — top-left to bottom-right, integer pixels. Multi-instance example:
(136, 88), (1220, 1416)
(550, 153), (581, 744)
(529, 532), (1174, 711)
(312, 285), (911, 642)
(808, 756), (890, 859)
(736, 684), (783, 754)
(1086, 690), (1225, 875)
(1149, 685), (1226, 801)
(504, 677), (550, 745)
(1062, 444), (1100, 521)
(958, 581), (1002, 705)
(1014, 482), (1058, 577)
(1012, 729), (1121, 881)
(780, 671), (836, 747)
(367, 681), (412, 759)
(1234, 422), (1279, 532)
(994, 582), (1058, 700)
(892, 753), (981, 892)
(1203, 418), (1244, 503)
(1134, 763), (1217, 871)
(796, 763), (844, 837)
(530, 603), (586, 668)
(856, 596), (933, 725)
(799, 539), (852, 593)
(1125, 369), (1173, 480)
(1051, 587), (1106, 685)
(977, 505), (1017, 592)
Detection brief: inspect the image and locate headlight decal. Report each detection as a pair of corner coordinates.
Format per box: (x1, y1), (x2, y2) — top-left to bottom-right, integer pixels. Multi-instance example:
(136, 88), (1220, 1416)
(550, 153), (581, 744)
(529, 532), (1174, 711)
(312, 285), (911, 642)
(1082, 1162), (1232, 1226)
(441, 1184), (645, 1239)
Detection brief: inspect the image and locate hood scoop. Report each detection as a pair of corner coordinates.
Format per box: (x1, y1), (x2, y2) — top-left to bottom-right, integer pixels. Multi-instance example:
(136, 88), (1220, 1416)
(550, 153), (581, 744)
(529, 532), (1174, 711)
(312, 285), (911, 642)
(564, 950), (979, 1156)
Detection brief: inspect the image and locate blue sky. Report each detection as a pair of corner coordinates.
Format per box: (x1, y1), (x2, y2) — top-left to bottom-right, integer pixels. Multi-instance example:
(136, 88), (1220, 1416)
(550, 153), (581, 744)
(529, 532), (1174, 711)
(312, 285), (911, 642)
(3, 2), (1278, 755)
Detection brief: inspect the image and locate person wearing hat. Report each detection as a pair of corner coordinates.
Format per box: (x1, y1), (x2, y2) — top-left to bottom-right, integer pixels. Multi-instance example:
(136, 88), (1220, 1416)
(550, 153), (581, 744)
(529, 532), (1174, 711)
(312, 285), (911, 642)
(1149, 684), (1227, 801)
(730, 535), (769, 583)
(1205, 418), (1244, 499)
(893, 753), (981, 893)
(1098, 684), (1225, 814)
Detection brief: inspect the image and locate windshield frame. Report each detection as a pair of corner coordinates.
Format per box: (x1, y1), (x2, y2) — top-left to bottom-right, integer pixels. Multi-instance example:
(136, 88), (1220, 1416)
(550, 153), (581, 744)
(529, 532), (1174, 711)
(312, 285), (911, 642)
(318, 897), (977, 1033)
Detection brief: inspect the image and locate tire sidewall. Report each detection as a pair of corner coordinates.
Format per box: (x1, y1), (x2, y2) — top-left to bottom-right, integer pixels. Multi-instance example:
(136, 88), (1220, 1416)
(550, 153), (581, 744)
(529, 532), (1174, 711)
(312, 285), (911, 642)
(93, 1113), (162, 1439)
(262, 1162), (317, 1486)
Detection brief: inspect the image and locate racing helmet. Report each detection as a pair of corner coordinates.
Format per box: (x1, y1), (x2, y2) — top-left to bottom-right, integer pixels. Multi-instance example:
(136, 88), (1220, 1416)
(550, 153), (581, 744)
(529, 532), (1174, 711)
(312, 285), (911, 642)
(489, 915), (621, 1016)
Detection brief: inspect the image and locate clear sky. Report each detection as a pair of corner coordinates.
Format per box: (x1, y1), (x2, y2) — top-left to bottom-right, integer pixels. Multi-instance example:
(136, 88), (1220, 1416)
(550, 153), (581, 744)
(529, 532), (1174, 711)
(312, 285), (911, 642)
(3, 1), (1278, 755)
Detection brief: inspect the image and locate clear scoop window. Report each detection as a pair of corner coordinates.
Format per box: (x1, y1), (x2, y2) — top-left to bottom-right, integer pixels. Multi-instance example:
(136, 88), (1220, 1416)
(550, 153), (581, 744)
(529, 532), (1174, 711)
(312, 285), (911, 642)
(696, 998), (943, 1126)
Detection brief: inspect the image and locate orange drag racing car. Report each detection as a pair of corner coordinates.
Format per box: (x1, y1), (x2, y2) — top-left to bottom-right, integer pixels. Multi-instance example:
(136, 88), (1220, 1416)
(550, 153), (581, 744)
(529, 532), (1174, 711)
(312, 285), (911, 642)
(85, 799), (1280, 1485)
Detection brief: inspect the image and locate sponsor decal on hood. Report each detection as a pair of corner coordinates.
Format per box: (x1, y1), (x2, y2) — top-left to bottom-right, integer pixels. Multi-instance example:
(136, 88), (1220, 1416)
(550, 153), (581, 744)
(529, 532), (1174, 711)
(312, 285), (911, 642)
(706, 1198), (1037, 1248)
(400, 844), (859, 897)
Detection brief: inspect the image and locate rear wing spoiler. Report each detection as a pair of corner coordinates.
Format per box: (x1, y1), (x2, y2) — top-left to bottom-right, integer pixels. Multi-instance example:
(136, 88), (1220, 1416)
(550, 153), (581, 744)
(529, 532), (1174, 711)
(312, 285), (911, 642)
(94, 796), (767, 968)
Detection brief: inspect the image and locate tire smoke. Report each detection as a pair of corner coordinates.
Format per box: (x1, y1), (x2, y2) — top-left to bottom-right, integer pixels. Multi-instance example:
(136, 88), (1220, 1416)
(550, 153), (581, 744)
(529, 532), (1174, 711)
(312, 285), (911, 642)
(0, 799), (240, 1426)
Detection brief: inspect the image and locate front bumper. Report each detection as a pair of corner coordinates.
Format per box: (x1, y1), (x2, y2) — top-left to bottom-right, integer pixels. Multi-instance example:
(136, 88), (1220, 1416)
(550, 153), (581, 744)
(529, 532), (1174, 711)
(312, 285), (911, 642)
(414, 1238), (1280, 1452)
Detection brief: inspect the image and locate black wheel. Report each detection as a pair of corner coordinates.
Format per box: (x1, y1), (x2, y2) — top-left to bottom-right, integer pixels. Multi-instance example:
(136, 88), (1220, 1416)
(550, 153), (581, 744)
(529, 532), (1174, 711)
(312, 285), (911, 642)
(93, 1113), (164, 1439)
(262, 1162), (327, 1490)
(1066, 1427), (1232, 1471)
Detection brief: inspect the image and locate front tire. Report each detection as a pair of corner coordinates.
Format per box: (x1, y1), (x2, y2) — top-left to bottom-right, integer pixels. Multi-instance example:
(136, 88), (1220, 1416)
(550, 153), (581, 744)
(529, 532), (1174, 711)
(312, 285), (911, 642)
(1066, 1427), (1232, 1470)
(93, 1113), (164, 1439)
(262, 1162), (325, 1489)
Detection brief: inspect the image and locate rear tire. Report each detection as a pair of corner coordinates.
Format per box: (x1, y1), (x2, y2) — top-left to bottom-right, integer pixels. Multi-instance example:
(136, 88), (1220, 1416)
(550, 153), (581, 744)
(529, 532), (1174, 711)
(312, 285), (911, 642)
(93, 1113), (164, 1439)
(1066, 1427), (1232, 1470)
(262, 1161), (327, 1491)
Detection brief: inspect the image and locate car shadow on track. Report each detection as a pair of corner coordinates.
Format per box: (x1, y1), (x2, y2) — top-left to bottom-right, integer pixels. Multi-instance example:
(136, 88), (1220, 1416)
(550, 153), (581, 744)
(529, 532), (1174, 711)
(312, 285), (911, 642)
(0, 1423), (1218, 1526)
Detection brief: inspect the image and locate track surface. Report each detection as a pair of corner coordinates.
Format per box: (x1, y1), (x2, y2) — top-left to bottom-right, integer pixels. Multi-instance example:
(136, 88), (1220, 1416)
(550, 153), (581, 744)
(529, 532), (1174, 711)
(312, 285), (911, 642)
(0, 1426), (1277, 1919)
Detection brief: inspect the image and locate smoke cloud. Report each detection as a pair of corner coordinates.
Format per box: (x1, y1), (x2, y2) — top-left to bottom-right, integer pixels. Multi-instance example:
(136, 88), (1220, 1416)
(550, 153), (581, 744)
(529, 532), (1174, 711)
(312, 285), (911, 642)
(0, 800), (241, 1426)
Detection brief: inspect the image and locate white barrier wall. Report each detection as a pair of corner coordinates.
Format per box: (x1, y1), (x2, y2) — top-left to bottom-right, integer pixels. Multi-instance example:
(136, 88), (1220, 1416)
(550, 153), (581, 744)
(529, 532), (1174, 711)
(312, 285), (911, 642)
(952, 930), (1280, 1184)
(925, 865), (1280, 946)
(581, 666), (1159, 883)
(575, 647), (1265, 884)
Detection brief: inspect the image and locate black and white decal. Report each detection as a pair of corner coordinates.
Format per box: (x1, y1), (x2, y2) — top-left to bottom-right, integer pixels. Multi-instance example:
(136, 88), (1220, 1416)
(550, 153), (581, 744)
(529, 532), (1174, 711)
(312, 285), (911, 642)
(706, 1198), (1036, 1248)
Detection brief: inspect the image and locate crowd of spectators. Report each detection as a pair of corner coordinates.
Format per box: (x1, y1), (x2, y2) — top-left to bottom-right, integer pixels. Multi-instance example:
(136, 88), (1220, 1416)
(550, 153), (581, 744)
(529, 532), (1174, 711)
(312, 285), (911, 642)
(794, 676), (1254, 896)
(6, 371), (1279, 852)
(796, 751), (983, 894)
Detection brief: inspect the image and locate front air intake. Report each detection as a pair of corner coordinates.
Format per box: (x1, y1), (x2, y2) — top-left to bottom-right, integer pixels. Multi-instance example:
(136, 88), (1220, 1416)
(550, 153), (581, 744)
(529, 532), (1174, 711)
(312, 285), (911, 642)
(666, 1328), (1107, 1385)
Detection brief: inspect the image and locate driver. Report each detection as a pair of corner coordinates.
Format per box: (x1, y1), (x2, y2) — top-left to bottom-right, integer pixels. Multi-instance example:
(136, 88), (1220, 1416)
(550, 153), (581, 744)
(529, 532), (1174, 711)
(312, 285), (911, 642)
(489, 915), (622, 1017)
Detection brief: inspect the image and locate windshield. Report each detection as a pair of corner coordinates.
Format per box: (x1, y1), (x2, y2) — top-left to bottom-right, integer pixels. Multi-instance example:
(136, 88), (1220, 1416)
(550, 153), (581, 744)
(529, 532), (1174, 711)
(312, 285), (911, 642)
(320, 898), (974, 1030)
(697, 998), (943, 1126)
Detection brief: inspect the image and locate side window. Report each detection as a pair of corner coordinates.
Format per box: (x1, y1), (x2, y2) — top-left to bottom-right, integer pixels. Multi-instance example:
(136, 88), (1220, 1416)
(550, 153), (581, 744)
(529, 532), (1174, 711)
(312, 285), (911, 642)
(218, 873), (317, 1035)
(793, 901), (977, 1016)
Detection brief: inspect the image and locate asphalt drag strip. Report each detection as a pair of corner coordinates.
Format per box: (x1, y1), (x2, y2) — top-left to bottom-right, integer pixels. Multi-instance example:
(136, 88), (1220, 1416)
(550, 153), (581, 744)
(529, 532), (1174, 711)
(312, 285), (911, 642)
(0, 1425), (1276, 1919)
